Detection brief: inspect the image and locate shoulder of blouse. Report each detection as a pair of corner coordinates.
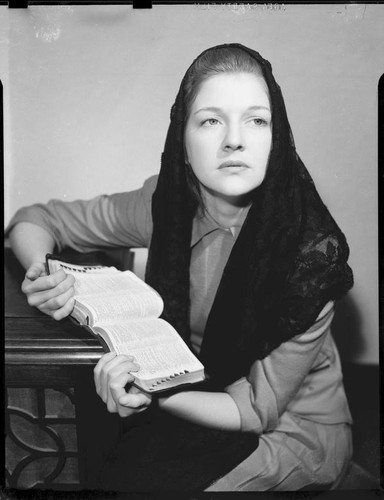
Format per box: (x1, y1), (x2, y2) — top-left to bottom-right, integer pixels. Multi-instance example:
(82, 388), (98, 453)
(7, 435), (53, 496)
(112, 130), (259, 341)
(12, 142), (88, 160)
(141, 174), (159, 201)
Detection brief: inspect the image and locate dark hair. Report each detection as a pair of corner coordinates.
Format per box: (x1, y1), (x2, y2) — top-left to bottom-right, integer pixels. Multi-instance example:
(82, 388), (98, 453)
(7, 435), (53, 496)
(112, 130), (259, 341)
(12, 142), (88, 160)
(184, 45), (264, 120)
(182, 46), (267, 209)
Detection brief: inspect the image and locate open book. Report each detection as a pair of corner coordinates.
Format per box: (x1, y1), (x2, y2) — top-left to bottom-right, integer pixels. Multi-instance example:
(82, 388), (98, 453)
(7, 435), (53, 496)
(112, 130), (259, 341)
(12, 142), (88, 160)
(46, 254), (205, 394)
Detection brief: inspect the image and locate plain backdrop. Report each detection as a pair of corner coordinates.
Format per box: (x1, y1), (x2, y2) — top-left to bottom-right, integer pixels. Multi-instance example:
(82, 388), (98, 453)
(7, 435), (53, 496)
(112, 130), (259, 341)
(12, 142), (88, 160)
(1, 4), (383, 364)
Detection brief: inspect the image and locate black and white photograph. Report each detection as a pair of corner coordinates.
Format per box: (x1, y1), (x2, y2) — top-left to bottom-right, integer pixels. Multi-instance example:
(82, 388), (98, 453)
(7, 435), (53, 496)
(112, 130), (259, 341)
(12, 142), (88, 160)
(2, 2), (382, 494)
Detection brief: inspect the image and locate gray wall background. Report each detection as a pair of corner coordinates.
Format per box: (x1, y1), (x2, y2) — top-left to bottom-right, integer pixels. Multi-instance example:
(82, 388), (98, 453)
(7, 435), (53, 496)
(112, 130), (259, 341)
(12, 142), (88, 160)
(2, 4), (382, 364)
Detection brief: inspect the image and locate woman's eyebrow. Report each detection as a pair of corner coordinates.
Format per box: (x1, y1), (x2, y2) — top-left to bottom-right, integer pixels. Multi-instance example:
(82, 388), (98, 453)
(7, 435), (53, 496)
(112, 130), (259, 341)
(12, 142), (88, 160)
(192, 106), (222, 115)
(193, 105), (271, 115)
(247, 105), (271, 113)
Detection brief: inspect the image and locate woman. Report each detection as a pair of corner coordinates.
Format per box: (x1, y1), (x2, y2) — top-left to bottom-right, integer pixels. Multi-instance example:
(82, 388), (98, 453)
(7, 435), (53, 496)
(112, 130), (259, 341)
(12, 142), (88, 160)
(7, 44), (354, 491)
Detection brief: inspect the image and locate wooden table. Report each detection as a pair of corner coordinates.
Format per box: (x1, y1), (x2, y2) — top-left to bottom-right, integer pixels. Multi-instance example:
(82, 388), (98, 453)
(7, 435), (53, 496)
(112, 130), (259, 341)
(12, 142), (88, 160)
(4, 248), (132, 490)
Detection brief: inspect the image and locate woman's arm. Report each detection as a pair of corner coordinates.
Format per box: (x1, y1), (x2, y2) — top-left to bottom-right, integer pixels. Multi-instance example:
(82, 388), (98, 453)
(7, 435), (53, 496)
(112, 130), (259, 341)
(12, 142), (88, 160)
(5, 177), (157, 255)
(95, 303), (334, 431)
(224, 302), (335, 434)
(6, 177), (158, 320)
(158, 390), (241, 431)
(94, 352), (241, 430)
(9, 221), (55, 269)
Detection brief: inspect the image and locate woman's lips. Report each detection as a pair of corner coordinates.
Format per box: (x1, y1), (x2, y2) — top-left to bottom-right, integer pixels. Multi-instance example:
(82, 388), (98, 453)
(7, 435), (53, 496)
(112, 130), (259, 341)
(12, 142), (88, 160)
(218, 160), (250, 170)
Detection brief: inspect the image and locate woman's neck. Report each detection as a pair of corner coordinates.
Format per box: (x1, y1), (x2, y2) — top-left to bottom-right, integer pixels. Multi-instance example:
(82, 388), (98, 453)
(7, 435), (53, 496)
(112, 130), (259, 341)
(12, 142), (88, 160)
(202, 189), (251, 229)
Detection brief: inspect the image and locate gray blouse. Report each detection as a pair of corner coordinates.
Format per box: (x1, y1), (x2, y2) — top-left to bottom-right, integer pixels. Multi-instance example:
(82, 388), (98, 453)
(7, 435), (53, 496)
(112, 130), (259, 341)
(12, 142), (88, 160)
(6, 175), (352, 434)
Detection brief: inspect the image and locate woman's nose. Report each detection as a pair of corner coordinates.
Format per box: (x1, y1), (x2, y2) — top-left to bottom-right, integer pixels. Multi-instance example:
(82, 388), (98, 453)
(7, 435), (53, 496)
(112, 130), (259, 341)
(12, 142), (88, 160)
(223, 124), (245, 151)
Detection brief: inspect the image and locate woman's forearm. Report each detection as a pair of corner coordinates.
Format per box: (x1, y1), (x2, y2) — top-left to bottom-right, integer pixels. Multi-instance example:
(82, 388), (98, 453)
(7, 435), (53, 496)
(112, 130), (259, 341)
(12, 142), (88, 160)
(9, 222), (56, 270)
(158, 390), (241, 431)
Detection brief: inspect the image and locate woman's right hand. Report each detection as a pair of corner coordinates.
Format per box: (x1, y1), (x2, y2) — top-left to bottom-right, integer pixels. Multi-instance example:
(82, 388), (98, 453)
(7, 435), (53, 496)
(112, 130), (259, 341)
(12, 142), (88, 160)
(94, 353), (152, 417)
(21, 262), (76, 320)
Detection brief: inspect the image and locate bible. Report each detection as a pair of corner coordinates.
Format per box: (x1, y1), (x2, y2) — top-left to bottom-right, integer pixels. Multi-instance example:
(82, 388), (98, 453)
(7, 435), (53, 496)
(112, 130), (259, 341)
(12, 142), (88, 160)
(46, 254), (205, 393)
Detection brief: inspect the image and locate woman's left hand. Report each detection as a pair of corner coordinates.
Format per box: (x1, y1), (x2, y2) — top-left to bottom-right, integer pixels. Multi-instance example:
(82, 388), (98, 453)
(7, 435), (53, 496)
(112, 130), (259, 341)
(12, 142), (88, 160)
(94, 352), (152, 417)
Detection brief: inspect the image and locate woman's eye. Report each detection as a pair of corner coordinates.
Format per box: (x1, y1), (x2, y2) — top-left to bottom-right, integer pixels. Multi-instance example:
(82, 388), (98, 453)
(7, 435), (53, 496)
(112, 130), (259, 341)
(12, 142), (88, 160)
(202, 118), (219, 126)
(251, 118), (268, 126)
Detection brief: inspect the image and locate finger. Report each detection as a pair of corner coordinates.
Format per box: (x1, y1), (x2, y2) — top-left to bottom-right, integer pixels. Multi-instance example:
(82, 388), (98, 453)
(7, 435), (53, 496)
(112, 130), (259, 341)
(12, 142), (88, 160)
(118, 390), (151, 409)
(38, 286), (75, 312)
(49, 297), (76, 321)
(94, 352), (117, 395)
(117, 402), (148, 418)
(25, 273), (75, 304)
(106, 369), (136, 413)
(116, 388), (151, 417)
(106, 390), (118, 413)
(103, 358), (140, 403)
(25, 262), (47, 281)
(23, 269), (72, 295)
(95, 354), (137, 401)
(109, 372), (136, 410)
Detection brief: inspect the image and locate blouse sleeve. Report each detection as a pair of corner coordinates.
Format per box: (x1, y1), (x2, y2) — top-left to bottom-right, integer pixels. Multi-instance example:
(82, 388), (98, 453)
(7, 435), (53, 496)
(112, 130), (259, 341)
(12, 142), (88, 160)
(5, 176), (157, 252)
(224, 301), (335, 434)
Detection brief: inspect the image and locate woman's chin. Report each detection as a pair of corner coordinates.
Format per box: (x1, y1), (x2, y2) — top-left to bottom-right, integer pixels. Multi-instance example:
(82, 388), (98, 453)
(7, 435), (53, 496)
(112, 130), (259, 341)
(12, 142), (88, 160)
(216, 182), (262, 201)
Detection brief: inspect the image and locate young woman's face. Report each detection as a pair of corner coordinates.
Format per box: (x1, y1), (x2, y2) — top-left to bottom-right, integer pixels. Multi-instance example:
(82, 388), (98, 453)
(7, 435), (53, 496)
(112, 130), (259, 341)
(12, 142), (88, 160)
(184, 72), (272, 205)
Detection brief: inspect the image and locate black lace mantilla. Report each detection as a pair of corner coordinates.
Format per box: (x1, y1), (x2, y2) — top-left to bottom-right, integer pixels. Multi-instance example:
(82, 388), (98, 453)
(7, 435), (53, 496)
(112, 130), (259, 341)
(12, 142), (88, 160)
(145, 44), (353, 388)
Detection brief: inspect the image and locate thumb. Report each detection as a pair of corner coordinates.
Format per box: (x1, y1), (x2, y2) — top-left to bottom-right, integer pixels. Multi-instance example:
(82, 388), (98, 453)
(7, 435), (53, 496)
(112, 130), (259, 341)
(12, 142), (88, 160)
(118, 391), (150, 408)
(26, 262), (47, 280)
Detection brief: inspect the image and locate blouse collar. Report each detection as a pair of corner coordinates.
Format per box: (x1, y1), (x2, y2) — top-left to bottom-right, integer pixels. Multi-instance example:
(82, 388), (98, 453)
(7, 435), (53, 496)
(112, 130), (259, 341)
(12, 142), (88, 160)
(191, 206), (251, 247)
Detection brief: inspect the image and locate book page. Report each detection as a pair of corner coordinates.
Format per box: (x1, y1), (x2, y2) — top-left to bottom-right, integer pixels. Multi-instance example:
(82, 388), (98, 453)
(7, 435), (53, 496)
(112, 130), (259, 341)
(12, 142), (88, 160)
(48, 257), (163, 321)
(97, 318), (204, 380)
(78, 291), (163, 324)
(72, 271), (154, 298)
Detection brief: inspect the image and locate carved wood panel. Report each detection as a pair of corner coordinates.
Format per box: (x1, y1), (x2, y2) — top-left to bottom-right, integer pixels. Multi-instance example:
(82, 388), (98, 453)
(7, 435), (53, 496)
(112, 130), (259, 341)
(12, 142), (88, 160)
(5, 387), (80, 489)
